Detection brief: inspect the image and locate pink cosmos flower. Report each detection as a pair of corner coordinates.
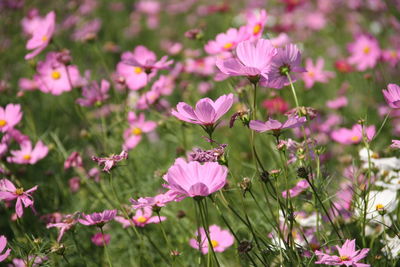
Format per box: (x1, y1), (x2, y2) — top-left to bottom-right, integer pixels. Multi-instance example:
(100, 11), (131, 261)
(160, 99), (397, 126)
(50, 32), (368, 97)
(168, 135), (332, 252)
(117, 46), (173, 91)
(92, 150), (128, 173)
(77, 79), (110, 107)
(130, 190), (181, 209)
(204, 27), (248, 55)
(245, 9), (267, 40)
(171, 94), (233, 126)
(0, 235), (11, 262)
(11, 256), (47, 267)
(91, 233), (110, 246)
(262, 44), (306, 89)
(69, 177), (80, 192)
(64, 151), (83, 169)
(216, 39), (277, 81)
(115, 207), (166, 228)
(331, 124), (375, 145)
(123, 112), (157, 150)
(71, 19), (102, 42)
(381, 49), (400, 67)
(0, 104), (23, 133)
(7, 140), (48, 165)
(136, 75), (174, 110)
(18, 78), (38, 91)
(185, 57), (216, 76)
(282, 179), (309, 198)
(382, 83), (400, 109)
(315, 239), (370, 266)
(302, 57), (335, 89)
(79, 209), (117, 227)
(163, 158), (228, 197)
(47, 214), (77, 242)
(34, 52), (82, 95)
(391, 140), (400, 149)
(189, 225), (234, 254)
(25, 11), (55, 60)
(347, 34), (380, 71)
(250, 115), (306, 133)
(326, 96), (348, 109)
(0, 178), (38, 218)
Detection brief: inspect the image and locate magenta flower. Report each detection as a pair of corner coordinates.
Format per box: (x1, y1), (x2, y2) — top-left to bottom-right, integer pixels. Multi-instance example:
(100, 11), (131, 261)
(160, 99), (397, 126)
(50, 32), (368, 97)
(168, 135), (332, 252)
(79, 209), (117, 227)
(382, 83), (400, 109)
(315, 239), (370, 266)
(92, 150), (128, 173)
(171, 94), (233, 126)
(34, 52), (82, 95)
(261, 44), (306, 89)
(7, 140), (48, 165)
(0, 104), (23, 133)
(204, 27), (248, 55)
(0, 178), (38, 218)
(163, 158), (228, 197)
(282, 179), (309, 198)
(0, 235), (11, 262)
(130, 190), (181, 209)
(64, 151), (83, 169)
(47, 214), (77, 242)
(91, 232), (110, 246)
(331, 124), (375, 145)
(117, 46), (173, 91)
(216, 39), (277, 81)
(115, 207), (166, 228)
(123, 112), (157, 150)
(347, 34), (380, 71)
(25, 11), (55, 60)
(302, 57), (335, 89)
(189, 225), (234, 254)
(249, 115), (306, 134)
(76, 79), (110, 107)
(391, 139), (400, 149)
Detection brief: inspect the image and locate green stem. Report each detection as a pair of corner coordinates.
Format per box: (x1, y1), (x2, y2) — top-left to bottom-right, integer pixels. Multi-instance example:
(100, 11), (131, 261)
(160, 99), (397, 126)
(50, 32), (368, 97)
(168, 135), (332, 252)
(100, 227), (113, 267)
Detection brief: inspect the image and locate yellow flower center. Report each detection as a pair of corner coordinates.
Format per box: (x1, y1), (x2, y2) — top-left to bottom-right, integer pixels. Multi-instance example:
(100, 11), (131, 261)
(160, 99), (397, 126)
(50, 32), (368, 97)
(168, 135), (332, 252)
(390, 51), (398, 58)
(42, 35), (48, 42)
(15, 188), (24, 195)
(0, 119), (7, 127)
(340, 255), (349, 261)
(363, 46), (370, 54)
(211, 240), (219, 248)
(376, 203), (384, 211)
(23, 154), (31, 160)
(308, 71), (315, 77)
(51, 71), (61, 80)
(131, 127), (142, 136)
(351, 136), (360, 142)
(136, 216), (147, 223)
(134, 67), (143, 74)
(253, 23), (262, 35)
(223, 42), (233, 50)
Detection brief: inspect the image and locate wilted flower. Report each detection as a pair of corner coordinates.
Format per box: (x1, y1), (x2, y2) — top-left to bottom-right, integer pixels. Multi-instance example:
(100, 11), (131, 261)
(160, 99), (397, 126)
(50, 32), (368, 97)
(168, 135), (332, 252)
(189, 225), (234, 254)
(92, 150), (128, 173)
(188, 144), (227, 163)
(64, 151), (83, 169)
(47, 214), (78, 242)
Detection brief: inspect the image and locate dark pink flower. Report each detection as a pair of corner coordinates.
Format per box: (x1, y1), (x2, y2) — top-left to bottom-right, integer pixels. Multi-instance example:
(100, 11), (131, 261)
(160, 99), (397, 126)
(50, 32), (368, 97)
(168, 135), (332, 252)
(92, 150), (128, 173)
(262, 97), (289, 115)
(79, 209), (117, 227)
(64, 151), (83, 169)
(91, 232), (110, 246)
(25, 11), (55, 60)
(0, 178), (38, 218)
(189, 225), (234, 254)
(315, 239), (369, 266)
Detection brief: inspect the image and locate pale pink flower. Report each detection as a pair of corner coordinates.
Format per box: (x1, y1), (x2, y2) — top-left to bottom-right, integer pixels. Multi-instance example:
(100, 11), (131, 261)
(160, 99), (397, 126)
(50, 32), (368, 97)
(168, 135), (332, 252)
(47, 214), (77, 242)
(71, 18), (102, 42)
(382, 83), (400, 109)
(204, 27), (248, 55)
(7, 140), (48, 165)
(381, 49), (400, 67)
(189, 225), (234, 254)
(79, 209), (117, 226)
(245, 9), (267, 40)
(250, 115), (306, 133)
(76, 79), (110, 107)
(282, 179), (309, 198)
(390, 140), (400, 149)
(0, 104), (23, 133)
(171, 94), (233, 126)
(34, 52), (82, 95)
(326, 96), (348, 109)
(92, 150), (128, 173)
(216, 39), (277, 81)
(21, 9), (41, 35)
(0, 178), (38, 218)
(130, 190), (181, 209)
(347, 34), (380, 71)
(25, 11), (55, 60)
(302, 57), (335, 89)
(115, 207), (166, 228)
(18, 78), (38, 91)
(185, 57), (216, 76)
(64, 151), (83, 169)
(91, 232), (110, 246)
(123, 112), (157, 150)
(0, 235), (11, 262)
(315, 239), (369, 266)
(163, 158), (228, 197)
(331, 124), (375, 145)
(270, 33), (291, 48)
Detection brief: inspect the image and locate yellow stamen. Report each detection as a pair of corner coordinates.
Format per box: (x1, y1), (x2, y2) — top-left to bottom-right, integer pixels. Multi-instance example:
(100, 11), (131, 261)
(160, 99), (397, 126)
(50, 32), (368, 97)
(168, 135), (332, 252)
(51, 71), (61, 80)
(390, 51), (398, 58)
(211, 240), (219, 248)
(308, 71), (315, 77)
(340, 255), (349, 261)
(253, 23), (262, 35)
(15, 188), (24, 195)
(376, 204), (384, 211)
(363, 46), (370, 54)
(131, 127), (142, 136)
(0, 119), (7, 127)
(136, 216), (147, 223)
(42, 35), (48, 42)
(351, 136), (360, 142)
(134, 67), (143, 74)
(23, 154), (31, 160)
(223, 42), (233, 50)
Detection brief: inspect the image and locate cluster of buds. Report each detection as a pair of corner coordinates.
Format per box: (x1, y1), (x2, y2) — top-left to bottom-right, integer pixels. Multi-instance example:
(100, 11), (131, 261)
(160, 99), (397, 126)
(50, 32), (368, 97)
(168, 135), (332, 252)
(188, 144), (227, 164)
